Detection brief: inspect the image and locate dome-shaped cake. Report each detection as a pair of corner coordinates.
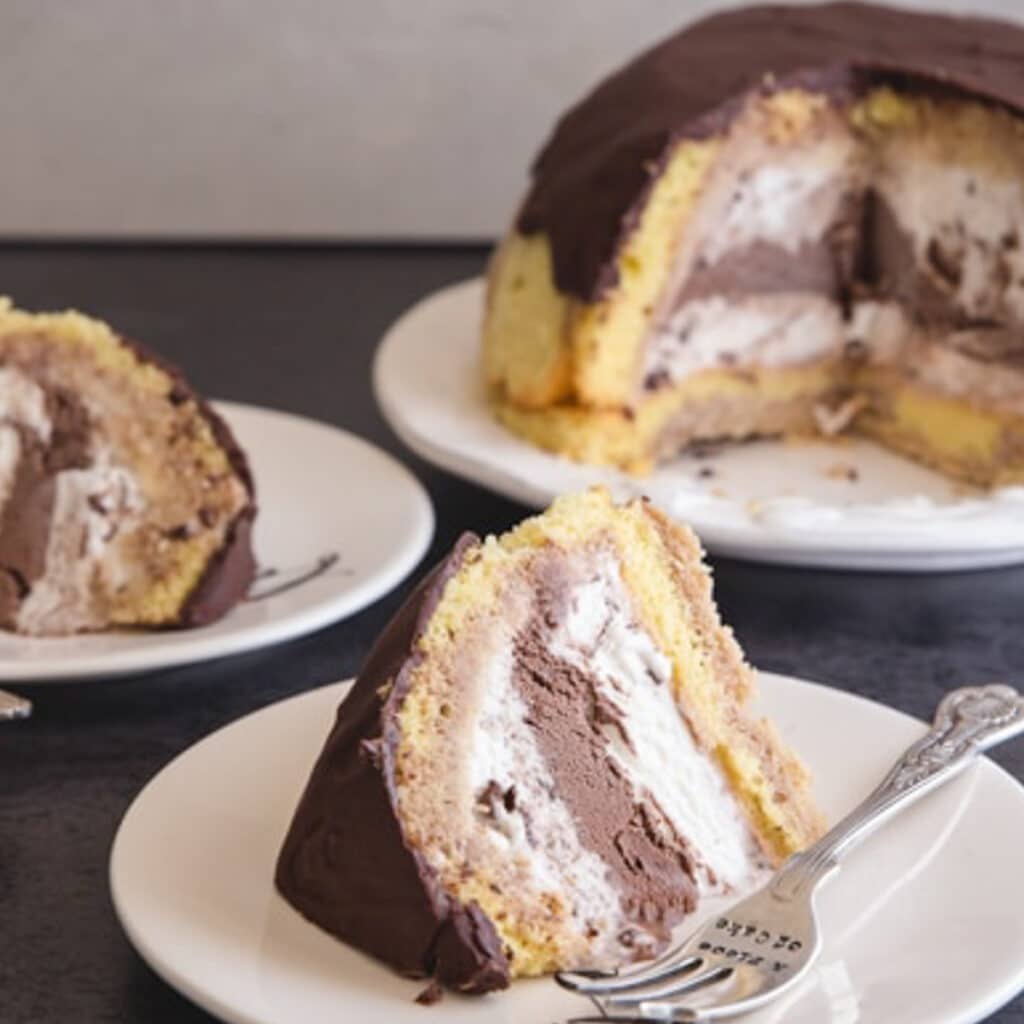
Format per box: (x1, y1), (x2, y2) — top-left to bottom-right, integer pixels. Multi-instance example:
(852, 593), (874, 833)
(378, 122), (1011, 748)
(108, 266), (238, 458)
(483, 2), (1024, 485)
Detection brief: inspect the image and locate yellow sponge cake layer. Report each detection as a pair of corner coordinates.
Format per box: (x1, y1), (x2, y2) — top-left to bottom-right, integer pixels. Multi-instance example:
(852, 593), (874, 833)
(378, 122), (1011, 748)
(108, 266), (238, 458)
(494, 363), (843, 472)
(859, 372), (1024, 488)
(483, 233), (573, 408)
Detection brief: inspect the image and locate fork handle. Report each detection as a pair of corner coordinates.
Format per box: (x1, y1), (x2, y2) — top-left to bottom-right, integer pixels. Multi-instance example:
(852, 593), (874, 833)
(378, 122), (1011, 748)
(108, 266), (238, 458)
(770, 683), (1024, 901)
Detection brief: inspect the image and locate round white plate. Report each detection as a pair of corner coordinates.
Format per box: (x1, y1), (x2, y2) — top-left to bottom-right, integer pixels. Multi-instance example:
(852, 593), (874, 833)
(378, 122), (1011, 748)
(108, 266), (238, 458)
(0, 403), (433, 682)
(374, 279), (1024, 571)
(111, 674), (1024, 1024)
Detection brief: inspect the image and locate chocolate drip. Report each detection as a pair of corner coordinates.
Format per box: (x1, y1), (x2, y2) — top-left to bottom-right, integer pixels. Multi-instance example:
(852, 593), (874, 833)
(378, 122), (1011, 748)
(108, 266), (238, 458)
(518, 3), (1024, 301)
(244, 552), (341, 603)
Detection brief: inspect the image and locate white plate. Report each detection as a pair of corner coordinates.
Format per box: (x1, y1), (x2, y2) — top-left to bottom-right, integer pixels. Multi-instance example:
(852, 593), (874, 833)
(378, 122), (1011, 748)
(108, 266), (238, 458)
(373, 279), (1024, 571)
(111, 674), (1024, 1024)
(0, 403), (433, 682)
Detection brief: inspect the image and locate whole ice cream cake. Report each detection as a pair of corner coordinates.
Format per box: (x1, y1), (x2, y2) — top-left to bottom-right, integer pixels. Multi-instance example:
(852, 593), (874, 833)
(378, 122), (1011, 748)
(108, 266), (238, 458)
(484, 2), (1024, 487)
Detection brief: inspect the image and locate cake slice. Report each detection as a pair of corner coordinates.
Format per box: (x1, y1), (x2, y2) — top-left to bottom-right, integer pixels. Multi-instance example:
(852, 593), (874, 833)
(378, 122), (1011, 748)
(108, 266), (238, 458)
(276, 489), (823, 993)
(0, 298), (255, 634)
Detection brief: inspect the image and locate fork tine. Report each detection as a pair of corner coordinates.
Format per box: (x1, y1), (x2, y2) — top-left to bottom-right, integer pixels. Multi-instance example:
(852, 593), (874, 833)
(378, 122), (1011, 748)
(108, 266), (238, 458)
(562, 1017), (648, 1023)
(562, 1017), (649, 1024)
(606, 964), (732, 1006)
(556, 955), (703, 995)
(561, 1007), (702, 1023)
(561, 1015), (696, 1024)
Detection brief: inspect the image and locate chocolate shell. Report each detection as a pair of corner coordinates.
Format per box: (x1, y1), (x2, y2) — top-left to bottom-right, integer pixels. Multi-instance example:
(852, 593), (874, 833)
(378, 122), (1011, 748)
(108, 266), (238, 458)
(518, 2), (1024, 302)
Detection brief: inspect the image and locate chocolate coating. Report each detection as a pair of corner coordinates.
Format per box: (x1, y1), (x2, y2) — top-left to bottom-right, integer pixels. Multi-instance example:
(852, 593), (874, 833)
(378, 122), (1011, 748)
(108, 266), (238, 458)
(518, 2), (1024, 301)
(177, 509), (256, 627)
(275, 534), (512, 994)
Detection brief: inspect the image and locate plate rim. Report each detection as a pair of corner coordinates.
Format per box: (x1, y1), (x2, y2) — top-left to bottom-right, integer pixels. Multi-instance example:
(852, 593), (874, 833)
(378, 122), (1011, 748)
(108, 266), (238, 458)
(0, 401), (434, 683)
(373, 278), (1024, 571)
(109, 672), (1024, 1024)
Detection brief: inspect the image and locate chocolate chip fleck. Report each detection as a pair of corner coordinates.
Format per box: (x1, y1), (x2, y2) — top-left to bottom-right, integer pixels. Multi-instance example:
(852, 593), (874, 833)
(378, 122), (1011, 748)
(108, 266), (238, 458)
(643, 369), (670, 391)
(476, 781), (504, 818)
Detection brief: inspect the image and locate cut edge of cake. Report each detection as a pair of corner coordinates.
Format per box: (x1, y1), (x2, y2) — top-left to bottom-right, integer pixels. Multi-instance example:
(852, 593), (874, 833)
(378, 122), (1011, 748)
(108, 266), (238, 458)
(275, 488), (824, 994)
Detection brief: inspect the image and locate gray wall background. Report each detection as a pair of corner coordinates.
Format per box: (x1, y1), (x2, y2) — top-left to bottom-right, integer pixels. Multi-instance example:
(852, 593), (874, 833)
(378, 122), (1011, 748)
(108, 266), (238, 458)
(1, 0), (1018, 239)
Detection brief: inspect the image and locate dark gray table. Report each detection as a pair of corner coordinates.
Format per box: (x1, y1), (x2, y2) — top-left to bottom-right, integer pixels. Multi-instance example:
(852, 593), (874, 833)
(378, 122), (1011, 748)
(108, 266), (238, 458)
(1, 245), (1021, 1024)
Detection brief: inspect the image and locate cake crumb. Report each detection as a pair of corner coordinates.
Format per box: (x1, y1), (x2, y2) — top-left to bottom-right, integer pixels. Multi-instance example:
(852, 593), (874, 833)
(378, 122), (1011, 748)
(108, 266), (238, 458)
(825, 462), (860, 482)
(415, 980), (444, 1006)
(813, 394), (868, 436)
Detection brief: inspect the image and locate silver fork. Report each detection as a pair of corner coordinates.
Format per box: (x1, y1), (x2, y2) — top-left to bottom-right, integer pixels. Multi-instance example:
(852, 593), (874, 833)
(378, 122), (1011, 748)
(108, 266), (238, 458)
(556, 682), (1024, 1022)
